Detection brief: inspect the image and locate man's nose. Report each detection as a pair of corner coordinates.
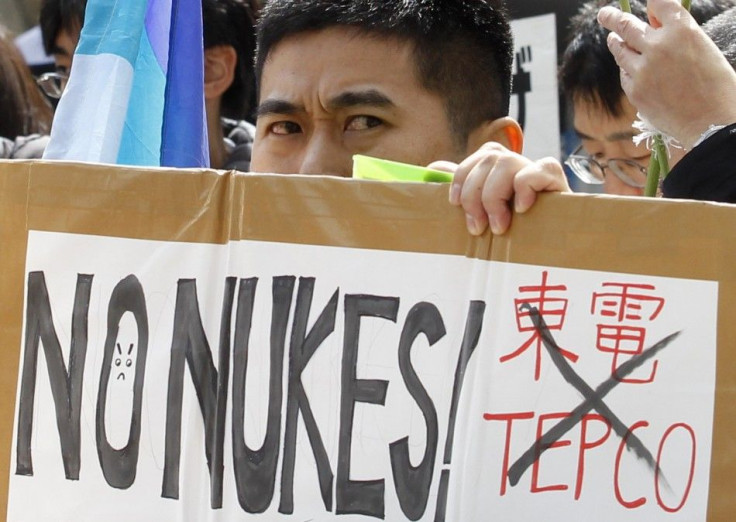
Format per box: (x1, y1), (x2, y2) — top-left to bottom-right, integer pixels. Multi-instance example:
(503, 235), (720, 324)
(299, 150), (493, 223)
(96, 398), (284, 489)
(298, 132), (352, 178)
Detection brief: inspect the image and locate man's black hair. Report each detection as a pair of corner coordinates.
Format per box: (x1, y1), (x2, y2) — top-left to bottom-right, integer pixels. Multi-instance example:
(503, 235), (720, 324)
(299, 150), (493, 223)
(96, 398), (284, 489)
(560, 0), (736, 117)
(703, 6), (736, 69)
(40, 0), (259, 120)
(255, 0), (514, 144)
(40, 0), (86, 56)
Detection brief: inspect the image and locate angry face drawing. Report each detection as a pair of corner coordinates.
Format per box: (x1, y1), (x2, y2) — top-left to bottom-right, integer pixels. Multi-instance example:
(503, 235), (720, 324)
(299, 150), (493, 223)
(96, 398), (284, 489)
(114, 342), (134, 381)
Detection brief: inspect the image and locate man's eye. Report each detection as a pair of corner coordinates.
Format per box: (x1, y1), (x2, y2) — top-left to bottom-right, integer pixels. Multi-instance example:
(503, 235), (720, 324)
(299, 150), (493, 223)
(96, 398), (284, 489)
(591, 152), (605, 161)
(270, 121), (302, 135)
(345, 115), (383, 131)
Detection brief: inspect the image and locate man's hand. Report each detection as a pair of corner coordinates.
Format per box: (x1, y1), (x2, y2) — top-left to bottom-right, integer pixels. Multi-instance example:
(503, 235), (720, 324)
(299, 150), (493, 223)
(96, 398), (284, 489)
(598, 0), (736, 149)
(430, 142), (571, 236)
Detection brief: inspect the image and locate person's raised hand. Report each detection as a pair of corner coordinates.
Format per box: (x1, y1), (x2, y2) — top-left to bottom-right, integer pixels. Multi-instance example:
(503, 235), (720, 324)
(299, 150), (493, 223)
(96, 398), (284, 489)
(598, 0), (736, 149)
(430, 142), (570, 236)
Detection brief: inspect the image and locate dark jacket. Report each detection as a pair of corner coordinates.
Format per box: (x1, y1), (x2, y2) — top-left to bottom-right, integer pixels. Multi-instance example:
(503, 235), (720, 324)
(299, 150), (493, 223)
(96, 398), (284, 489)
(663, 123), (736, 203)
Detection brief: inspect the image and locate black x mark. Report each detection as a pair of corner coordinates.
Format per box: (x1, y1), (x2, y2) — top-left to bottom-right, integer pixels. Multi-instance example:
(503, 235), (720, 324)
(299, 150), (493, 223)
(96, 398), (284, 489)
(507, 304), (681, 488)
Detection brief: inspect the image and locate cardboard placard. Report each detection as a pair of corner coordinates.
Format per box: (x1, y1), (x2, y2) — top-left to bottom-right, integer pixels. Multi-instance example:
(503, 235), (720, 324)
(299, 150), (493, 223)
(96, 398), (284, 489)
(0, 160), (734, 520)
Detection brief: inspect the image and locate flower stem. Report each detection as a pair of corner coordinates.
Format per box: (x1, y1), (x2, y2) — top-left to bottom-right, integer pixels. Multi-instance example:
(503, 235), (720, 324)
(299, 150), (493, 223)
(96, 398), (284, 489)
(644, 153), (661, 197)
(619, 0), (632, 12)
(643, 136), (670, 197)
(654, 135), (669, 177)
(682, 0), (692, 10)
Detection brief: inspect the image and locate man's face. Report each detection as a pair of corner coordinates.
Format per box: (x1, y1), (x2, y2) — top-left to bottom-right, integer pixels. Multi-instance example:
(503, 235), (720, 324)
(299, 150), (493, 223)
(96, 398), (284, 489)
(573, 96), (686, 196)
(251, 27), (468, 177)
(573, 97), (650, 196)
(52, 27), (80, 74)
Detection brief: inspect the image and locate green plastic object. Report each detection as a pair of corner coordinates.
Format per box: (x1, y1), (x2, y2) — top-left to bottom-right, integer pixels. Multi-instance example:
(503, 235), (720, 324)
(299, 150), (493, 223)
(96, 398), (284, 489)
(352, 154), (453, 183)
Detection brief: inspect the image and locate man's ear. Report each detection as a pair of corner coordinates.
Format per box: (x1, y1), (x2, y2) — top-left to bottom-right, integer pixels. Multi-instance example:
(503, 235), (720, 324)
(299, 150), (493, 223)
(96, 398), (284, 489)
(466, 117), (524, 154)
(204, 45), (238, 100)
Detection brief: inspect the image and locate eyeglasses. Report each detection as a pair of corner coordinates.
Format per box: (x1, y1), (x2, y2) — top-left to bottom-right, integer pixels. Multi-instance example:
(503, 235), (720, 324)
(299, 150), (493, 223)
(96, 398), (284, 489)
(564, 144), (648, 188)
(36, 71), (69, 99)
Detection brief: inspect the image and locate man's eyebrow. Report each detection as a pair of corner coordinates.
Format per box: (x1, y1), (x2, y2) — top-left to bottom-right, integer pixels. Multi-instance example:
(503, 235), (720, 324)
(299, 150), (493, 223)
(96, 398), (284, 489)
(574, 128), (593, 141)
(606, 130), (637, 141)
(256, 99), (303, 117)
(574, 128), (636, 142)
(256, 90), (394, 117)
(327, 89), (395, 111)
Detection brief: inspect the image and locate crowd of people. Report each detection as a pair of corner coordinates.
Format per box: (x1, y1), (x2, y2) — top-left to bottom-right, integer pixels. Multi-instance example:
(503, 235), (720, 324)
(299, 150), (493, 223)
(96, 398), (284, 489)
(1, 0), (736, 236)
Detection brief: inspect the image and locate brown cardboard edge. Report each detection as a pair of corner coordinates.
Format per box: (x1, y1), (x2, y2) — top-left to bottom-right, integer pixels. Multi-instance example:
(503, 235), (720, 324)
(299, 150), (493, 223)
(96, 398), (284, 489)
(0, 161), (33, 519)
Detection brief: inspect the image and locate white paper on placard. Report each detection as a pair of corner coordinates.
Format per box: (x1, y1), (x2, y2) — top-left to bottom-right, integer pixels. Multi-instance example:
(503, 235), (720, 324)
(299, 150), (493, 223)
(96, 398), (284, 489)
(446, 263), (717, 521)
(509, 13), (561, 161)
(7, 231), (716, 521)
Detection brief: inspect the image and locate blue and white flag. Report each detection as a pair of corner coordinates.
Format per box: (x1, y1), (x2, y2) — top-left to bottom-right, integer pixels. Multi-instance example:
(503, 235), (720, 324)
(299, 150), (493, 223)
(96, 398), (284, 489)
(44, 0), (209, 168)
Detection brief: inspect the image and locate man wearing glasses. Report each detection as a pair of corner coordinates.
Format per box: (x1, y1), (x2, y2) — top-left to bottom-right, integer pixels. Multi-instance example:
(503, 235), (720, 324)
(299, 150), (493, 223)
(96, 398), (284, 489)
(564, 121), (654, 196)
(37, 0), (81, 103)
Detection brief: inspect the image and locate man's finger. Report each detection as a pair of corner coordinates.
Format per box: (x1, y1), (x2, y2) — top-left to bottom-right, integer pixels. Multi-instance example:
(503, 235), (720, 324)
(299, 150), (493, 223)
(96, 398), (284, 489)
(512, 158), (571, 215)
(598, 6), (650, 52)
(448, 143), (506, 207)
(475, 154), (529, 235)
(606, 31), (644, 77)
(459, 154), (505, 235)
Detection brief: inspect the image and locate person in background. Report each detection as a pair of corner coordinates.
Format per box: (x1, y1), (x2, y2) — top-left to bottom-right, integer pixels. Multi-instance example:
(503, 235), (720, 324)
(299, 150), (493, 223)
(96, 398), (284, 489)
(201, 0), (259, 170)
(559, 0), (736, 196)
(38, 0), (260, 170)
(39, 0), (85, 82)
(0, 25), (53, 159)
(600, 0), (736, 202)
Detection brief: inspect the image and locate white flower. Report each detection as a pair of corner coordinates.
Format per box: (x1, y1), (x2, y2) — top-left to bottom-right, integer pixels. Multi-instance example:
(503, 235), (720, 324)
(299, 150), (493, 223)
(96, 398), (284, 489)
(632, 113), (682, 158)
